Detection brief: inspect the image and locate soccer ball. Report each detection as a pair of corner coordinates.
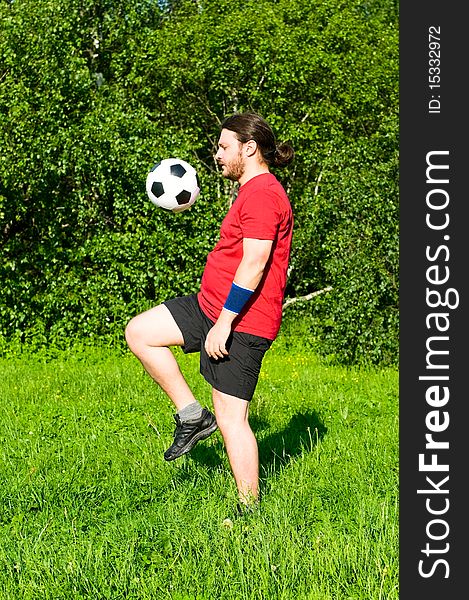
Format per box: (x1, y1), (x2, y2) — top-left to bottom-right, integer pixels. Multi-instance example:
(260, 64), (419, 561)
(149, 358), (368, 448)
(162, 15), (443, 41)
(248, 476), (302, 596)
(146, 158), (200, 213)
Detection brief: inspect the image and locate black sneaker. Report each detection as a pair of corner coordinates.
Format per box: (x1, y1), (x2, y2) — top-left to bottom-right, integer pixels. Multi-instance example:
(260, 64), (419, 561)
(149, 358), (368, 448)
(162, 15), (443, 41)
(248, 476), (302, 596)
(163, 408), (218, 461)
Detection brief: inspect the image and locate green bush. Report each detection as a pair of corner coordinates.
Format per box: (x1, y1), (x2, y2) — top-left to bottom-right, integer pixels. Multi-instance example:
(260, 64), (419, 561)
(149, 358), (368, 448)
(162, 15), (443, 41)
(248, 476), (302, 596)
(0, 0), (398, 365)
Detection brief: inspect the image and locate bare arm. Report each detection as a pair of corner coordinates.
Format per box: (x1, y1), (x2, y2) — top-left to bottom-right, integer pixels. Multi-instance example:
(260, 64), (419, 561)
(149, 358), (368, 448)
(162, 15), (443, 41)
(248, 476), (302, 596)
(204, 238), (274, 359)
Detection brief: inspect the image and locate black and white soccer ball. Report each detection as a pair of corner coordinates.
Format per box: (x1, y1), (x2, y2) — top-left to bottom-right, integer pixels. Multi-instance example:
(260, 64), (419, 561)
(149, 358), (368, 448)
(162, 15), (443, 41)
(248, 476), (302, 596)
(146, 158), (200, 213)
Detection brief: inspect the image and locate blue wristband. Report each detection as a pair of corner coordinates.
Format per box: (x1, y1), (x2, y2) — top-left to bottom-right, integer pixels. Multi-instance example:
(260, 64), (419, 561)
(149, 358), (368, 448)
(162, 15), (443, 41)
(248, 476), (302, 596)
(223, 282), (254, 315)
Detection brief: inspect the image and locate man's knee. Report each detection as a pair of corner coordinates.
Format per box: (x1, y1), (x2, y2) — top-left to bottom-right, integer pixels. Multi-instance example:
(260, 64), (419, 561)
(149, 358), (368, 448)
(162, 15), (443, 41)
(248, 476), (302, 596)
(213, 408), (229, 434)
(125, 315), (142, 353)
(125, 304), (184, 353)
(213, 391), (249, 435)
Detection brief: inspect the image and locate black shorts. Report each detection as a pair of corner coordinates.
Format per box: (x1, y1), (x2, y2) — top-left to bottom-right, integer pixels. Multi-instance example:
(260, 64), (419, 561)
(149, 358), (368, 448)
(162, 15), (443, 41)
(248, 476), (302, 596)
(164, 294), (272, 401)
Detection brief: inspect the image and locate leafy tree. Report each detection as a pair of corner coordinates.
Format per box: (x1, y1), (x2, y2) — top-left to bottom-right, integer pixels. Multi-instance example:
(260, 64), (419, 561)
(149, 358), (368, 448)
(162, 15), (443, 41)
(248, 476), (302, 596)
(0, 0), (398, 365)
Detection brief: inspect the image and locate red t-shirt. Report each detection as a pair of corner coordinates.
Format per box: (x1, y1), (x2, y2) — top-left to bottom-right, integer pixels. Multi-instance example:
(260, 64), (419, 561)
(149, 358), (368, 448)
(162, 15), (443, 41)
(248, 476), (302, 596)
(198, 172), (293, 340)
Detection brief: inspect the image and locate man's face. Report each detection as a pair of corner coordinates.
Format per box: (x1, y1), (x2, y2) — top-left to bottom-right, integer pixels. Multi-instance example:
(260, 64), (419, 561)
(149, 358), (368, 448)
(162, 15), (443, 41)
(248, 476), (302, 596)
(215, 129), (245, 182)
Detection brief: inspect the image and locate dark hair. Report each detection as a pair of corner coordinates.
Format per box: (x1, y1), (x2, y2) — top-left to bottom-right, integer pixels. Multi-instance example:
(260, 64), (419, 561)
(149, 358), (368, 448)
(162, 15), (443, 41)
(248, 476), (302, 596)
(221, 112), (294, 168)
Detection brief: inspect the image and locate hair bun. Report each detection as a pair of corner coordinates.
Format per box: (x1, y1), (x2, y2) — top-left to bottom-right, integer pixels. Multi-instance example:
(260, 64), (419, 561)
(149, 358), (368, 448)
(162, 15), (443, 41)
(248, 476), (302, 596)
(274, 142), (295, 168)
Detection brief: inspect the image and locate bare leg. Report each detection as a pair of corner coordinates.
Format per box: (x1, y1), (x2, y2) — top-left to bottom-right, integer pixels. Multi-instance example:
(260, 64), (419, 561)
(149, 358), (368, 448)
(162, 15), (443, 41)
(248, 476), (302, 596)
(212, 388), (259, 504)
(125, 304), (196, 411)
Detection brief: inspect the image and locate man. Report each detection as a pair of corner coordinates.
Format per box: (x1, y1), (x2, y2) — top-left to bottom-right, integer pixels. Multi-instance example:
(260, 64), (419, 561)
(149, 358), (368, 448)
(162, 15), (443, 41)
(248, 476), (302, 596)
(125, 112), (294, 510)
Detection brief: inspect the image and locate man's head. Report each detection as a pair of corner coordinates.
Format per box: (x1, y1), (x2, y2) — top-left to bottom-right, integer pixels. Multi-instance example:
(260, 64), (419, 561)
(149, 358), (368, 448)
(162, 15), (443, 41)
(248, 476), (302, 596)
(215, 112), (294, 184)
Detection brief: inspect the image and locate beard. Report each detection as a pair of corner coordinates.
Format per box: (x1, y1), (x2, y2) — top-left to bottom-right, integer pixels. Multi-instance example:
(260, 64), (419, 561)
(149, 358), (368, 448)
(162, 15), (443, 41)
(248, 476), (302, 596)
(220, 151), (245, 182)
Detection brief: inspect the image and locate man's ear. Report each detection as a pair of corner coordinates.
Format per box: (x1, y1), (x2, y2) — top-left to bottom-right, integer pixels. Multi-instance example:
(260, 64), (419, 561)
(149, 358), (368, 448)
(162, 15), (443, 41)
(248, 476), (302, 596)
(244, 139), (258, 157)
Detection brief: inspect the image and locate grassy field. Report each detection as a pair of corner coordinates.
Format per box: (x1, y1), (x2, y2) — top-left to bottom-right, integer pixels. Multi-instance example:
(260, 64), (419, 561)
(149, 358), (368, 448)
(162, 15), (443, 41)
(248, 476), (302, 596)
(0, 340), (398, 600)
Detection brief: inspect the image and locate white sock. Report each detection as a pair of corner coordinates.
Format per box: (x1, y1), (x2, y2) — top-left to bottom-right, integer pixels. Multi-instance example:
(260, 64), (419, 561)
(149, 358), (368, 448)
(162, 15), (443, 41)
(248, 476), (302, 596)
(178, 401), (203, 422)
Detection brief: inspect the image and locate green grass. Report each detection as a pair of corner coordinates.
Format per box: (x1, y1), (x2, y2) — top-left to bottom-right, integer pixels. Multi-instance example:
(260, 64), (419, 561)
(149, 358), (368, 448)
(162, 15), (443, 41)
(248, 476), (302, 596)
(0, 341), (398, 600)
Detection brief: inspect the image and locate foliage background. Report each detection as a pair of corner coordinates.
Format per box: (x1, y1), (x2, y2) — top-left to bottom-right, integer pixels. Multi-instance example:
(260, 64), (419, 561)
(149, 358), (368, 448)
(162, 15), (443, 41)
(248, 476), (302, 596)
(0, 0), (399, 365)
